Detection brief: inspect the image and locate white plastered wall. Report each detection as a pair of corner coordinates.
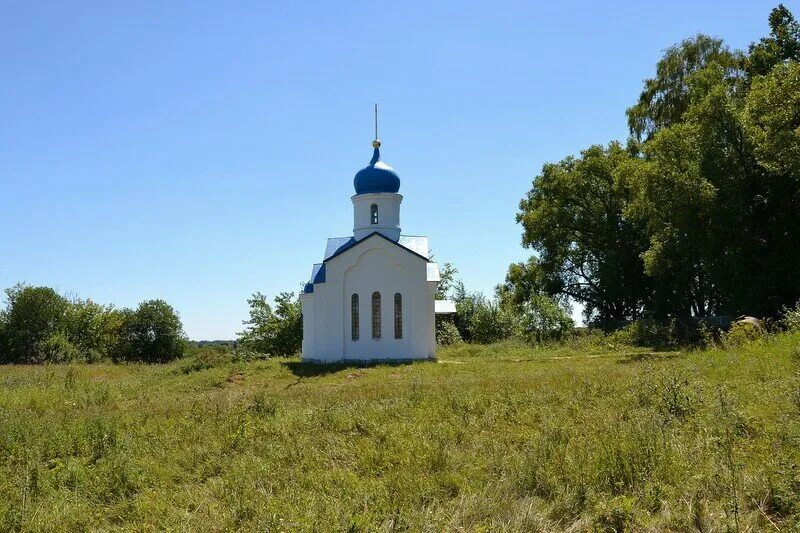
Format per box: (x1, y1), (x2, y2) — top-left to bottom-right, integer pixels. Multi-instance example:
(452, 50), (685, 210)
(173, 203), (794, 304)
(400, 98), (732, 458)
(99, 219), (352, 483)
(352, 193), (402, 241)
(300, 234), (436, 363)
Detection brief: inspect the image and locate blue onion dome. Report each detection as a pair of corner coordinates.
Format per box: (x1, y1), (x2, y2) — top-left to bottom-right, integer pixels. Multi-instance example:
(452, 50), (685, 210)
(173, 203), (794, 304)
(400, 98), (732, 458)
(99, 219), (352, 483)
(353, 140), (400, 194)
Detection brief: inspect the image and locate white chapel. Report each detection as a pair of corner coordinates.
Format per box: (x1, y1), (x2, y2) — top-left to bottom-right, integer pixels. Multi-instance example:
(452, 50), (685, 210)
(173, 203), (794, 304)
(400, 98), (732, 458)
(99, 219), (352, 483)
(300, 131), (450, 363)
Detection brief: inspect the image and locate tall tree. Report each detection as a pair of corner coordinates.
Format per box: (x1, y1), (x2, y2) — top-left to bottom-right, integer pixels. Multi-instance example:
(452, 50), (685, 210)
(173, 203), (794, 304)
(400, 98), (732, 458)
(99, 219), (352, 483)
(626, 57), (777, 317)
(626, 55), (800, 317)
(626, 35), (740, 141)
(515, 142), (649, 326)
(510, 4), (800, 325)
(744, 61), (800, 176)
(742, 60), (800, 312)
(745, 4), (800, 77)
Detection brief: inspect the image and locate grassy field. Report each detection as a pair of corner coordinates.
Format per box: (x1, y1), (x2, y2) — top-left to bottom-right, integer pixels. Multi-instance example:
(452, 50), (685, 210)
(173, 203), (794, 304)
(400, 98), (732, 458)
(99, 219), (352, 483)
(0, 335), (798, 532)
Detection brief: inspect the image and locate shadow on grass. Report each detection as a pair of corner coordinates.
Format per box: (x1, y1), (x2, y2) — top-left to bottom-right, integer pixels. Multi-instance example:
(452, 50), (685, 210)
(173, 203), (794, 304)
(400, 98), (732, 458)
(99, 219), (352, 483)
(617, 351), (683, 364)
(281, 359), (427, 378)
(281, 361), (363, 378)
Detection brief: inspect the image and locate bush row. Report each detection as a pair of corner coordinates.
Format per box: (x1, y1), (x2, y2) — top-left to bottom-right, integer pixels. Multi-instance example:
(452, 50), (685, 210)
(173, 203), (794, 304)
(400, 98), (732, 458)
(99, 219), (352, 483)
(0, 284), (186, 364)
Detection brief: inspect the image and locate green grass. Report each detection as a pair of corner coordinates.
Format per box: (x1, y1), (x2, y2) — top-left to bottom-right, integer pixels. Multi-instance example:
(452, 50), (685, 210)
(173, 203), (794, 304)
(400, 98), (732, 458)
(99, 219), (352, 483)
(1, 335), (799, 531)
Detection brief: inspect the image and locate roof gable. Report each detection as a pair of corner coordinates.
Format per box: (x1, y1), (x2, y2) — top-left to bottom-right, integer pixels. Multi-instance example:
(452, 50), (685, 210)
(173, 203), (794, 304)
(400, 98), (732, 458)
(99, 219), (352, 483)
(324, 231), (430, 264)
(305, 232), (433, 294)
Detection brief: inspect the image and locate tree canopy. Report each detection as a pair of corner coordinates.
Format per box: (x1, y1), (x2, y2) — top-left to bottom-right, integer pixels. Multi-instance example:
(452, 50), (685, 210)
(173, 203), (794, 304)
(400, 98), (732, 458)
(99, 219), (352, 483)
(238, 292), (302, 356)
(510, 4), (800, 325)
(114, 300), (186, 363)
(513, 142), (649, 326)
(0, 284), (186, 364)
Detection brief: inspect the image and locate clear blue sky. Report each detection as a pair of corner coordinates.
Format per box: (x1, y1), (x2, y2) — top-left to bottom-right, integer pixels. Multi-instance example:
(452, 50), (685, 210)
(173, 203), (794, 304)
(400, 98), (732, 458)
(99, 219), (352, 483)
(0, 0), (782, 339)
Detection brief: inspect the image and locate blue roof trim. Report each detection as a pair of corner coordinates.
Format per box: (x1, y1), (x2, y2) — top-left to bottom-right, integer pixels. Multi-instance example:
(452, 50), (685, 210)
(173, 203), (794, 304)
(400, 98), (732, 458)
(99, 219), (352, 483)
(324, 237), (356, 260)
(324, 231), (430, 264)
(312, 263), (326, 283)
(304, 263), (326, 294)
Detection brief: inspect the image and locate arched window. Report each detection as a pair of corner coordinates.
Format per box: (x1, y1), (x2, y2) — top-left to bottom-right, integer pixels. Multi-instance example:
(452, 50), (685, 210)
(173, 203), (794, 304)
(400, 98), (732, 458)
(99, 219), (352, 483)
(370, 204), (379, 224)
(394, 293), (402, 339)
(371, 291), (381, 339)
(351, 294), (359, 341)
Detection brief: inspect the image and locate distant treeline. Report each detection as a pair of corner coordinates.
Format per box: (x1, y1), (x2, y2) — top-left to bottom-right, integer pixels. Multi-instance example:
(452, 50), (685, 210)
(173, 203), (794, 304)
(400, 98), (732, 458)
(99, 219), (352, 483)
(500, 4), (800, 328)
(0, 284), (186, 364)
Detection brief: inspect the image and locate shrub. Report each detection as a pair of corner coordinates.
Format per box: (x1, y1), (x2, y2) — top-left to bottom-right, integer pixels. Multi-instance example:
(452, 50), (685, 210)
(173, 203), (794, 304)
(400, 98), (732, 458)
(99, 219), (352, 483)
(451, 284), (479, 342)
(781, 301), (800, 332)
(451, 291), (518, 344)
(518, 294), (574, 344)
(696, 321), (719, 348)
(0, 283), (186, 364)
(64, 299), (123, 362)
(114, 300), (186, 363)
(722, 321), (763, 348)
(0, 285), (70, 363)
(238, 292), (302, 356)
(608, 318), (679, 349)
(180, 348), (230, 374)
(469, 300), (518, 344)
(436, 318), (462, 346)
(231, 346), (269, 362)
(35, 332), (81, 364)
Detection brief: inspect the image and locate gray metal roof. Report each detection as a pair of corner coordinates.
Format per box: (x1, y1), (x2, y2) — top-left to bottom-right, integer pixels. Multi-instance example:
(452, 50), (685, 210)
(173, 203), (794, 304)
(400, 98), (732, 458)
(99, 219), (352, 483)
(435, 300), (456, 314)
(426, 262), (441, 282)
(323, 237), (356, 260)
(398, 236), (429, 259)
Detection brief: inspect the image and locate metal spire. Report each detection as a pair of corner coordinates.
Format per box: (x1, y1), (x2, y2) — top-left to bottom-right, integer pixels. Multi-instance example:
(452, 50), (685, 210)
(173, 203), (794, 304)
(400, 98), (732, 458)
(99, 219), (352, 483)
(372, 103), (381, 148)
